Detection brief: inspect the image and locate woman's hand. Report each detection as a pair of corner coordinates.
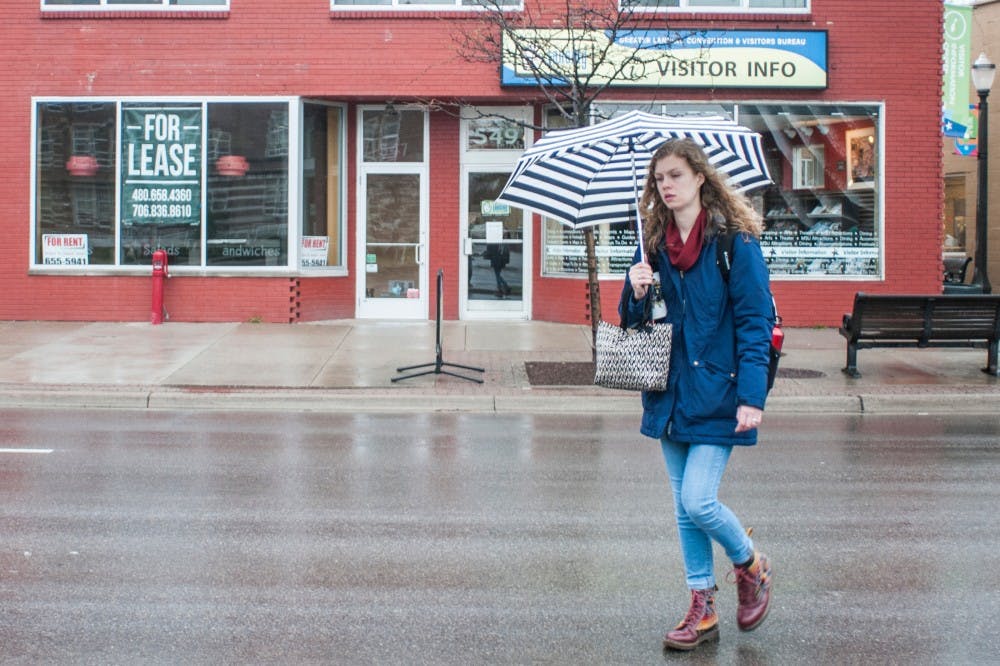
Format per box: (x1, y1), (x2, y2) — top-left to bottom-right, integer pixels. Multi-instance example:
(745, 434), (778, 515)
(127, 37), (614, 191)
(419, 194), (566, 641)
(735, 405), (763, 433)
(628, 261), (654, 300)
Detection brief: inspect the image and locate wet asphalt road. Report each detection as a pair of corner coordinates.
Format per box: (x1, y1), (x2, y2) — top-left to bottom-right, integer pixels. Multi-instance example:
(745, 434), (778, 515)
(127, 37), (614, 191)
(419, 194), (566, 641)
(0, 409), (998, 665)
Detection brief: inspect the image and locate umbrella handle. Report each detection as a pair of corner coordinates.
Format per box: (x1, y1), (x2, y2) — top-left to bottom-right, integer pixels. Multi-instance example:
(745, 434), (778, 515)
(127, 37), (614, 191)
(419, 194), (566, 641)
(634, 189), (644, 264)
(631, 144), (646, 264)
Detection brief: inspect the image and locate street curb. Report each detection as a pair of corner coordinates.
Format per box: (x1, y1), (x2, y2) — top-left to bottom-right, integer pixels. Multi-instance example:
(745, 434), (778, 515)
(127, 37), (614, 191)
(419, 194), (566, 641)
(856, 392), (1000, 414)
(146, 388), (498, 413)
(494, 393), (640, 413)
(0, 385), (998, 415)
(0, 386), (151, 410)
(764, 395), (861, 413)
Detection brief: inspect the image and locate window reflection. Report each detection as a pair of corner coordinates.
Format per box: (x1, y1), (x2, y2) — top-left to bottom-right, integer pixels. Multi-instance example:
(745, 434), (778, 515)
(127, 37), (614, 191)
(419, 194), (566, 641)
(541, 102), (881, 279)
(206, 102), (289, 266)
(361, 108), (424, 162)
(741, 103), (879, 278)
(365, 174), (420, 298)
(35, 102), (117, 266)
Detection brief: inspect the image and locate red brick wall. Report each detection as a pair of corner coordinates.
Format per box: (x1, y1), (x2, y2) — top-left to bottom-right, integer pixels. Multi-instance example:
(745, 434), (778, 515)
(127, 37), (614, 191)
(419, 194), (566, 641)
(428, 111), (463, 321)
(0, 1), (944, 326)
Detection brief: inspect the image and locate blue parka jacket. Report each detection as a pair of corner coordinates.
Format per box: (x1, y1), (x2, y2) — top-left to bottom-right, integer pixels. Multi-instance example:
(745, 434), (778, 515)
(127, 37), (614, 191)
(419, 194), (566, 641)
(619, 222), (775, 446)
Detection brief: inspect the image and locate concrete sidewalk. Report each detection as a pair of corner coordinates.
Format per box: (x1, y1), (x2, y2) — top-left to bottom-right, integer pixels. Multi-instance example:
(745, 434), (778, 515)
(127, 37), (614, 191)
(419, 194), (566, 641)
(0, 319), (998, 413)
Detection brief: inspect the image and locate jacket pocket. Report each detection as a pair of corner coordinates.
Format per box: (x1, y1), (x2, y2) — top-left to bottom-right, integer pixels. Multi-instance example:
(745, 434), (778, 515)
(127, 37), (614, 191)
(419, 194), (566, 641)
(682, 360), (737, 421)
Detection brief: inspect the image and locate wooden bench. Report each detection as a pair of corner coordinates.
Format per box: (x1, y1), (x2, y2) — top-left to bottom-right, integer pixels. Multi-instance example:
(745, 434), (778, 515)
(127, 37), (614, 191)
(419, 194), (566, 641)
(839, 292), (1000, 377)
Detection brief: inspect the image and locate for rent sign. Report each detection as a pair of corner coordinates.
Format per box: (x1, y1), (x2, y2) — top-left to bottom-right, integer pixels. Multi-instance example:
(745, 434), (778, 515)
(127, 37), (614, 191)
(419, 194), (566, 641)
(121, 105), (202, 226)
(42, 234), (89, 266)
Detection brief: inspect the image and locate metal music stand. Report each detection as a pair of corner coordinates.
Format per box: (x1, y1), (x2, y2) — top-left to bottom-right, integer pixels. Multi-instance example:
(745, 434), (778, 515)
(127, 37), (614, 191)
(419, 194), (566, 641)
(392, 269), (485, 384)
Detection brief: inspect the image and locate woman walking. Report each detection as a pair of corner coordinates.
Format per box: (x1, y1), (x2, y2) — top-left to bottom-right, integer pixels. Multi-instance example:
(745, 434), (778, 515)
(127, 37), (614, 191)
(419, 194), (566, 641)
(619, 138), (774, 651)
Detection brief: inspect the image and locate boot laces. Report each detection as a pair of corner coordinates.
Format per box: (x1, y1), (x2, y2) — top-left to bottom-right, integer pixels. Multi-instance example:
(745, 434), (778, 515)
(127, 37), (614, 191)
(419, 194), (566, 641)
(730, 557), (766, 602)
(677, 589), (712, 629)
(727, 528), (761, 598)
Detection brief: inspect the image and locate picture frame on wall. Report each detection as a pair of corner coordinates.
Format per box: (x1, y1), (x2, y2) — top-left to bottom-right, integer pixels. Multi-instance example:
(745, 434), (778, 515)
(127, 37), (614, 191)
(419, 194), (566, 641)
(846, 127), (876, 188)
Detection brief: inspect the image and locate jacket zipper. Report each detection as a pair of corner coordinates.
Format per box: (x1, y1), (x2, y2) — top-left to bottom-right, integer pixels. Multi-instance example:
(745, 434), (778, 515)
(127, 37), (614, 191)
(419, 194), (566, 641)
(666, 269), (685, 440)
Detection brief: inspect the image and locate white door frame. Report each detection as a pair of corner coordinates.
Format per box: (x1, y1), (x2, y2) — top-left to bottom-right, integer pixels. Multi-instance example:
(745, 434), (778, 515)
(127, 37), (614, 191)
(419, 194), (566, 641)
(459, 106), (533, 320)
(355, 105), (429, 319)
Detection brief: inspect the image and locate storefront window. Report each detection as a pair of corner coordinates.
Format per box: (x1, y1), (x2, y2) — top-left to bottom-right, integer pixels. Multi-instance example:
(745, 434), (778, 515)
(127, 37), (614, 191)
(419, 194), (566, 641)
(741, 103), (880, 278)
(301, 103), (346, 269)
(33, 97), (344, 272)
(540, 102), (882, 280)
(205, 102), (289, 267)
(119, 102), (203, 266)
(35, 102), (117, 266)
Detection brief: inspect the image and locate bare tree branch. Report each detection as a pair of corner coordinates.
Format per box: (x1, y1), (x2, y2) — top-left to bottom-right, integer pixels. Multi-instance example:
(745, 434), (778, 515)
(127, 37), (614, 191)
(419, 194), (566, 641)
(446, 0), (695, 348)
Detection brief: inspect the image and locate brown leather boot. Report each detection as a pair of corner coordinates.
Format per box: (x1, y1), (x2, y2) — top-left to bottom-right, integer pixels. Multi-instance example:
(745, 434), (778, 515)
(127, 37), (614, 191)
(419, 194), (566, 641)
(734, 551), (772, 631)
(663, 586), (719, 651)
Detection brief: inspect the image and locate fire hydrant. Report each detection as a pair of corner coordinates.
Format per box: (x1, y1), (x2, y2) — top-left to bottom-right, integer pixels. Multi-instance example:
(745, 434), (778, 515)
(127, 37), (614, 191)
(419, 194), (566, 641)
(151, 248), (169, 325)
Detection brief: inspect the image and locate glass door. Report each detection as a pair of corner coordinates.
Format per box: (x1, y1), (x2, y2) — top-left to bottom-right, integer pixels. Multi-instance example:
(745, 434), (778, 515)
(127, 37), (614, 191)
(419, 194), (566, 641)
(460, 107), (532, 319)
(356, 106), (428, 319)
(462, 170), (526, 317)
(357, 173), (426, 318)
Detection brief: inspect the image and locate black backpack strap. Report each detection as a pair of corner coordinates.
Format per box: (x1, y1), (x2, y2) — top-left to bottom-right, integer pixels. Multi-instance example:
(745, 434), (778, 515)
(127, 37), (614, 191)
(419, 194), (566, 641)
(716, 230), (737, 283)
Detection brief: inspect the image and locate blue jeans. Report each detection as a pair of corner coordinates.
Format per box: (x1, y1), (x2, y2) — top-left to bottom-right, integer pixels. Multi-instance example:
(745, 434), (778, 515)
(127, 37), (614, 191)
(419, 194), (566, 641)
(661, 437), (754, 590)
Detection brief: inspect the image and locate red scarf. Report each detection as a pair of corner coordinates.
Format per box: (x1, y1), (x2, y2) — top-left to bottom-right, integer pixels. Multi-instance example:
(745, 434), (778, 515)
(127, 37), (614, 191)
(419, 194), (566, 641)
(665, 209), (707, 271)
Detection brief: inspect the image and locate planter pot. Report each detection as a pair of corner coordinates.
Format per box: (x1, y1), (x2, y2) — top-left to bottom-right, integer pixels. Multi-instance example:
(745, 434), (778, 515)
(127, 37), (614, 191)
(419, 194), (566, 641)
(216, 155), (249, 177)
(66, 155), (99, 177)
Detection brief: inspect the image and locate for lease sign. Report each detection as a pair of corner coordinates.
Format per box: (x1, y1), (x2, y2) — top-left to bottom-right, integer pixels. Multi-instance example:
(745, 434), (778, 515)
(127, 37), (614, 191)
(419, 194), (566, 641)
(120, 105), (202, 226)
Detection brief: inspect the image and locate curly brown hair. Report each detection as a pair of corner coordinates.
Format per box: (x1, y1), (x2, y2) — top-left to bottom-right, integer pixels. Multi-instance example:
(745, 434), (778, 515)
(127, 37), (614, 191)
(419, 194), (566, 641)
(638, 138), (763, 261)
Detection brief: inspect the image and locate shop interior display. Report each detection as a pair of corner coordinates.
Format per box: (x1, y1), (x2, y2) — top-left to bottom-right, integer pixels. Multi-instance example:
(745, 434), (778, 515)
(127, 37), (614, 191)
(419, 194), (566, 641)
(756, 119), (879, 277)
(760, 187), (877, 276)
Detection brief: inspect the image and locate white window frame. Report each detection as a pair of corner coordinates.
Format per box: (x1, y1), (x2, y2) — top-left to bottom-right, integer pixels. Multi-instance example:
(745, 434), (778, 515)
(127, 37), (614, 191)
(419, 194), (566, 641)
(622, 0), (808, 13)
(41, 0), (229, 12)
(330, 0), (522, 11)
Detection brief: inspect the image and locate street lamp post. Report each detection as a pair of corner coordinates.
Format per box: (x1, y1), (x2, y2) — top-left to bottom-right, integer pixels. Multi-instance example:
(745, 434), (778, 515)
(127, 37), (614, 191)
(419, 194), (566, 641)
(972, 52), (997, 293)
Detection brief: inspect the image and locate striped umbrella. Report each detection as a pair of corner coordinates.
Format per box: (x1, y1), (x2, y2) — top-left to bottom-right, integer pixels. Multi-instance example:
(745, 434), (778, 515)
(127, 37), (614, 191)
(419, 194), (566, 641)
(495, 110), (771, 232)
